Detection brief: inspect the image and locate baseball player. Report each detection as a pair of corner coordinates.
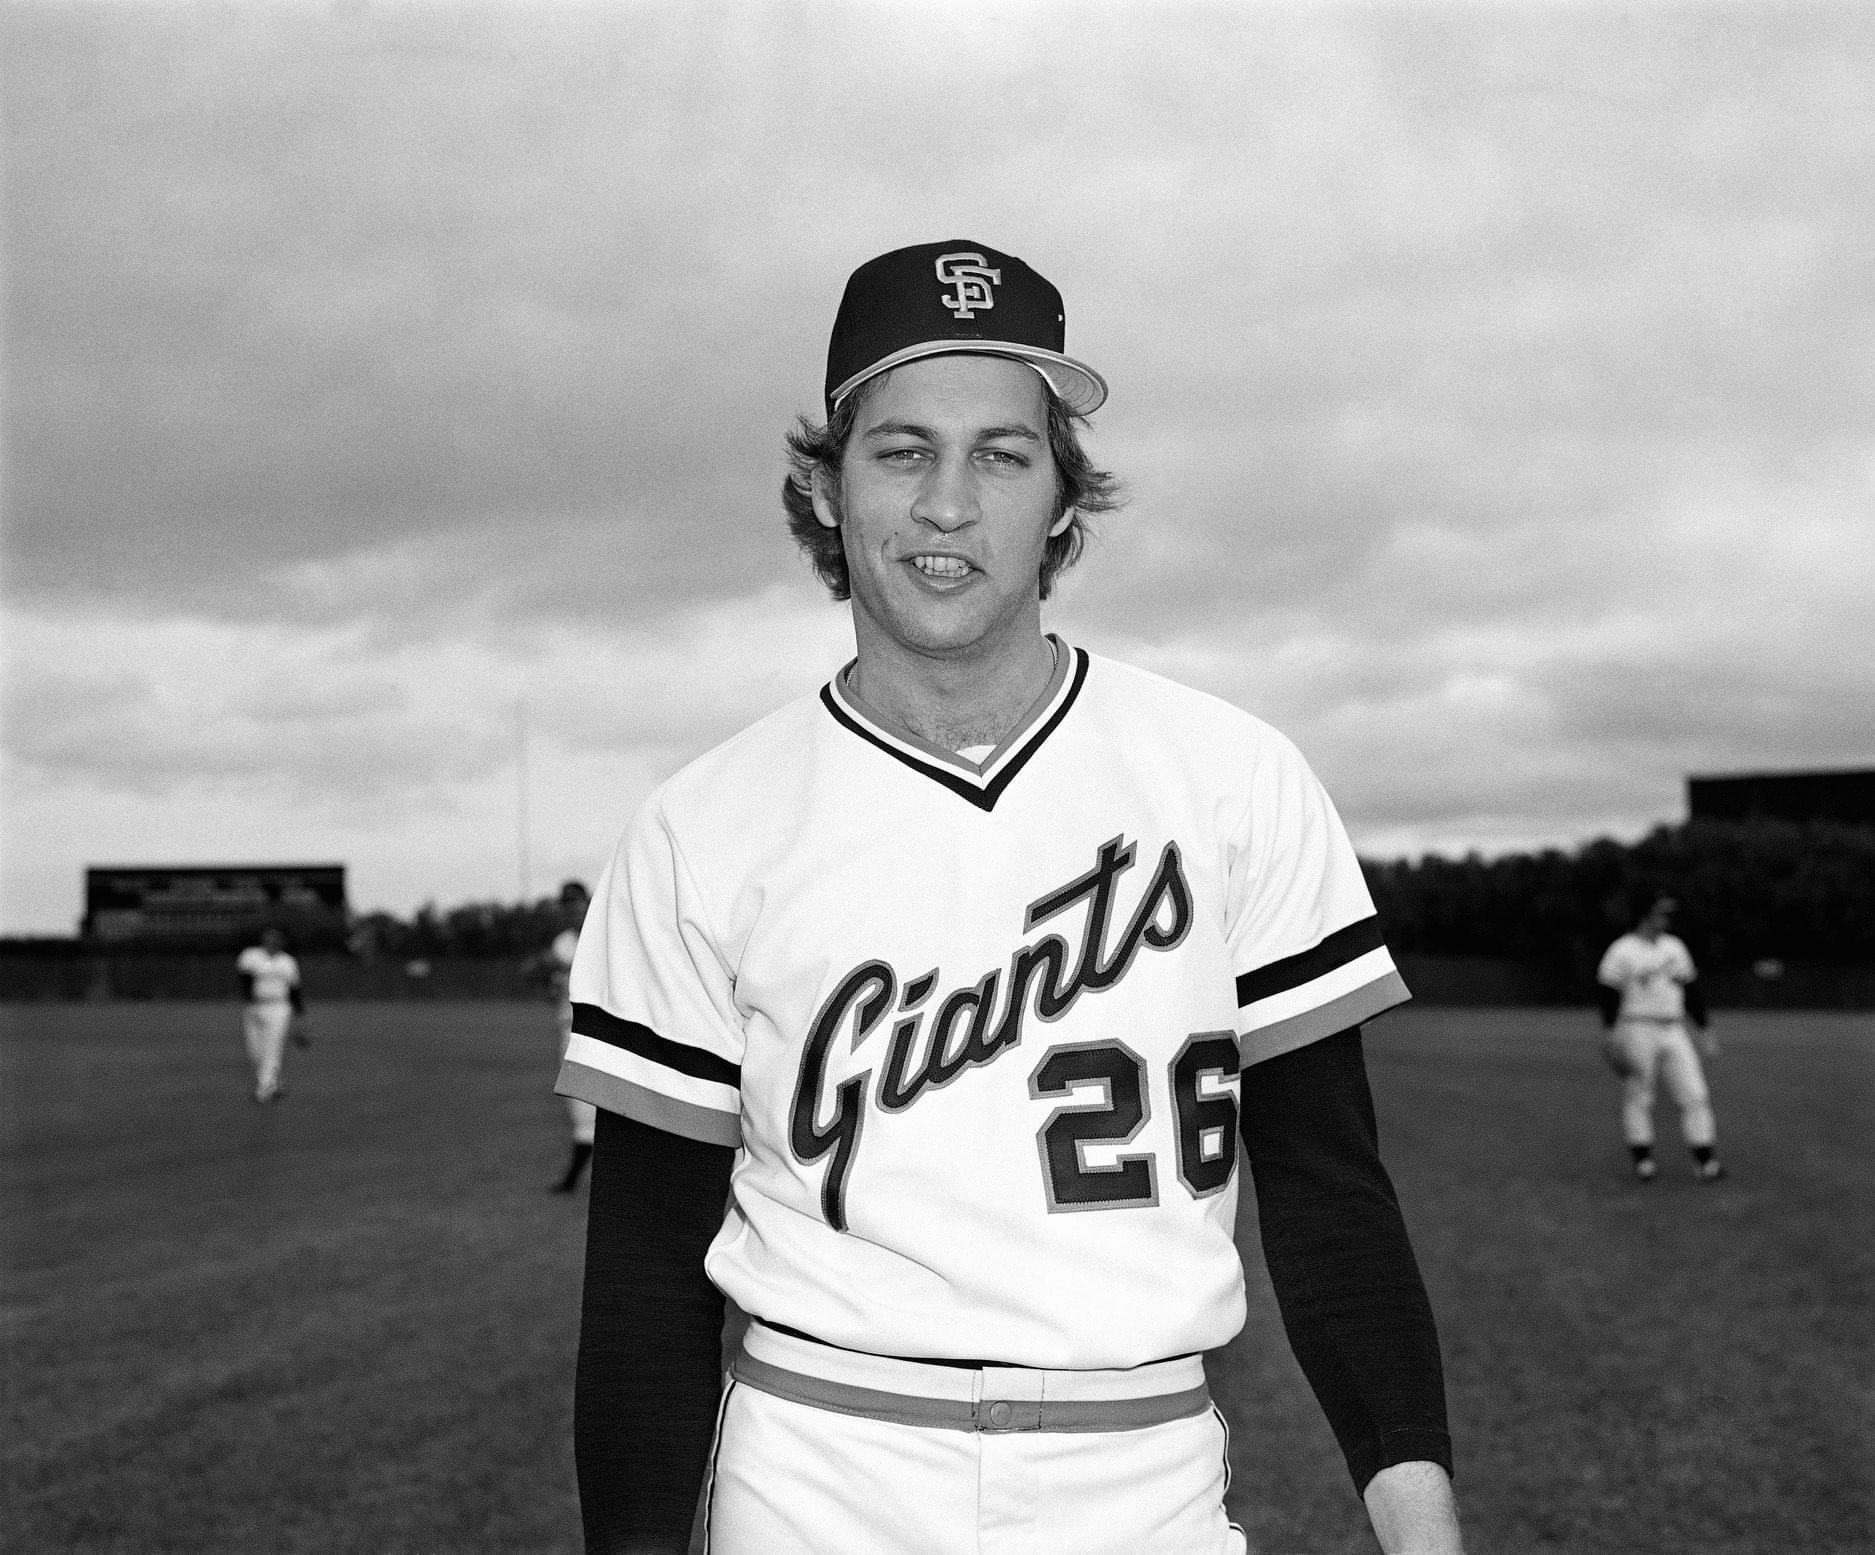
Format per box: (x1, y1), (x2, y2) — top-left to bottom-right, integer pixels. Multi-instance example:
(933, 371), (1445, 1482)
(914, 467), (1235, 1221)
(1597, 895), (1724, 1182)
(549, 879), (597, 1193)
(237, 926), (304, 1104)
(559, 242), (1462, 1554)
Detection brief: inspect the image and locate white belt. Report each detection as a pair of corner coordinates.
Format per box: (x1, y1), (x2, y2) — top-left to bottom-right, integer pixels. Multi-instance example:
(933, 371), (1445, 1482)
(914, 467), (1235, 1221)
(731, 1320), (1211, 1435)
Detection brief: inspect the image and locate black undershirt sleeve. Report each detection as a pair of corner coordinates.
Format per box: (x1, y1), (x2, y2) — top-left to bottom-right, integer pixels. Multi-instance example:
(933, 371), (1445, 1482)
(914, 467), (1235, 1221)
(1238, 1025), (1454, 1493)
(1596, 983), (1623, 1027)
(1683, 979), (1709, 1029)
(575, 1108), (733, 1555)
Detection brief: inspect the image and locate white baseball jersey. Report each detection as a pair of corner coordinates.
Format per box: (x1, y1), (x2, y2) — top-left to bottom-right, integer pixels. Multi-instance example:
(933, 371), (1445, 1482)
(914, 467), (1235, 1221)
(1598, 933), (1696, 1022)
(558, 641), (1408, 1369)
(237, 946), (300, 1004)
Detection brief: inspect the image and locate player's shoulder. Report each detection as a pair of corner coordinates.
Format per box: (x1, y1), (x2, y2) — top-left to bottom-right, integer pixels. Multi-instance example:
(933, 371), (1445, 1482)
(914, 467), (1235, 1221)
(1080, 648), (1316, 773)
(237, 944), (264, 967)
(634, 687), (830, 837)
(1598, 932), (1635, 966)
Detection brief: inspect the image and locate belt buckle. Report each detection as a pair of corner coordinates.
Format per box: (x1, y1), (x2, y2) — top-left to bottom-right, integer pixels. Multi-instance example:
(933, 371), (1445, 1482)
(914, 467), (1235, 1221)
(974, 1397), (1043, 1433)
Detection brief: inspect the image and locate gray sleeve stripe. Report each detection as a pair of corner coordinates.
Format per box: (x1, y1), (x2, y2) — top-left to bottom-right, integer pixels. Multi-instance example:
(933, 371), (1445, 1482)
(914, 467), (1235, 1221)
(1241, 970), (1411, 1067)
(554, 1059), (743, 1149)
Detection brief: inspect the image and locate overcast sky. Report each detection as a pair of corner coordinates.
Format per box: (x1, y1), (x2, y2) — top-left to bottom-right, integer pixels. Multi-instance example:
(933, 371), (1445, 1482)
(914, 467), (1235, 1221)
(3, 0), (1871, 934)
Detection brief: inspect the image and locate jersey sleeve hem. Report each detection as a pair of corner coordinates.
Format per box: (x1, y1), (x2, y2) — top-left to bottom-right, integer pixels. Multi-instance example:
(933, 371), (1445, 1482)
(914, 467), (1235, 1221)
(1235, 915), (1386, 1006)
(559, 1006), (742, 1148)
(555, 1057), (743, 1149)
(1240, 967), (1411, 1068)
(571, 1001), (740, 1086)
(1237, 910), (1409, 1034)
(561, 1024), (739, 1107)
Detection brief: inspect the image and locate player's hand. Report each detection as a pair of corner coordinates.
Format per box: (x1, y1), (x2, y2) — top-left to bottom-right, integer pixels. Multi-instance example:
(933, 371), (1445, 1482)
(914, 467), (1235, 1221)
(291, 1019), (313, 1050)
(1697, 1027), (1719, 1059)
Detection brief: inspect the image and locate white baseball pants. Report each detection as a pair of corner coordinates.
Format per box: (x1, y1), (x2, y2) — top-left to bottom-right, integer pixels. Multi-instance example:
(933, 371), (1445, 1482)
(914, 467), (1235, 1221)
(703, 1323), (1246, 1555)
(243, 1000), (292, 1100)
(1606, 1018), (1715, 1147)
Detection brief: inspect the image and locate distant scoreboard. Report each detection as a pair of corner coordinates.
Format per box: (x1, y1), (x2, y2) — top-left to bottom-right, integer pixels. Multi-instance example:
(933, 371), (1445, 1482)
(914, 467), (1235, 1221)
(83, 864), (348, 944)
(1687, 769), (1875, 828)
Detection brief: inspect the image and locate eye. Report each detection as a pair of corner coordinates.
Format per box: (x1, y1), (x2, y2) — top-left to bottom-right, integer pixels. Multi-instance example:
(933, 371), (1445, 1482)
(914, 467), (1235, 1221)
(978, 447), (1029, 467)
(877, 445), (930, 465)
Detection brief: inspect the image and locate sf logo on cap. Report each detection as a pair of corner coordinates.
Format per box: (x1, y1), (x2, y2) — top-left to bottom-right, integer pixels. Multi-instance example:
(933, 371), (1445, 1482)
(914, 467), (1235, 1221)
(935, 252), (1001, 319)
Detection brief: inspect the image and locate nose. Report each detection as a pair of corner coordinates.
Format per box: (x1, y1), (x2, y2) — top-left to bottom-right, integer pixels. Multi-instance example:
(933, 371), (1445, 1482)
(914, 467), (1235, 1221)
(910, 452), (978, 533)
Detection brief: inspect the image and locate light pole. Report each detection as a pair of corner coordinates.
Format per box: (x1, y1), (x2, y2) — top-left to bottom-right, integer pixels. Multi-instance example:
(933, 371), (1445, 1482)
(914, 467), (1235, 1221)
(515, 700), (532, 904)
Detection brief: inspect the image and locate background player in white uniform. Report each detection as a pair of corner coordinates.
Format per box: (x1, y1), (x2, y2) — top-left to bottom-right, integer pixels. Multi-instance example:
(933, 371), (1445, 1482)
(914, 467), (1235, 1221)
(237, 927), (303, 1104)
(548, 879), (596, 1192)
(1597, 896), (1724, 1182)
(559, 242), (1464, 1554)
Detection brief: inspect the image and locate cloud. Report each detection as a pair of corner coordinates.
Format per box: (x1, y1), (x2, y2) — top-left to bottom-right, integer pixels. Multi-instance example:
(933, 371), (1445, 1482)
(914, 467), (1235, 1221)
(3, 0), (1872, 930)
(9, 3), (1868, 623)
(6, 615), (502, 805)
(3, 583), (851, 805)
(1, 582), (854, 923)
(1062, 443), (1875, 854)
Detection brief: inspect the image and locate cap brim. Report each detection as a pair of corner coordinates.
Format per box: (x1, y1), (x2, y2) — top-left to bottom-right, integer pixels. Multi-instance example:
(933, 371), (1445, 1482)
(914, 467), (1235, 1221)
(830, 340), (1108, 416)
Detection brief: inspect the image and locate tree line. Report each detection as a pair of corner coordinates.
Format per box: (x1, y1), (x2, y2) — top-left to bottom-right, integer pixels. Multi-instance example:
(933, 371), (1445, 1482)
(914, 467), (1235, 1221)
(1364, 819), (1875, 975)
(346, 897), (579, 962)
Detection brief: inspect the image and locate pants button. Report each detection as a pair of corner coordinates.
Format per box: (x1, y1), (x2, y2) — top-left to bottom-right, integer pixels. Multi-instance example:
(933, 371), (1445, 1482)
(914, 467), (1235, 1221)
(986, 1400), (1012, 1428)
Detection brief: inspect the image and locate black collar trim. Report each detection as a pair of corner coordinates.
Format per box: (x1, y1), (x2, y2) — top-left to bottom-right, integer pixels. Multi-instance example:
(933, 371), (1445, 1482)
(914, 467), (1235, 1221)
(819, 643), (1088, 812)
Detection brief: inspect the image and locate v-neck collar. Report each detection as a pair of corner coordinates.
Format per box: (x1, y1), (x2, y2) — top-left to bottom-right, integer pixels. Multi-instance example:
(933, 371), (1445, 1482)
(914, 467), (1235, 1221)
(819, 635), (1089, 812)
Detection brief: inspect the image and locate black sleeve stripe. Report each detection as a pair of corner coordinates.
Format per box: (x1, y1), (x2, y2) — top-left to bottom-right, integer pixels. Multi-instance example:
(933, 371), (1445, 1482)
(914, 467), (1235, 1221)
(570, 1002), (742, 1088)
(1235, 915), (1388, 1008)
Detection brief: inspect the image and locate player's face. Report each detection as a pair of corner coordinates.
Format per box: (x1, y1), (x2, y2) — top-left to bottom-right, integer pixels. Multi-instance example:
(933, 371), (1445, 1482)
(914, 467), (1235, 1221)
(815, 355), (1071, 662)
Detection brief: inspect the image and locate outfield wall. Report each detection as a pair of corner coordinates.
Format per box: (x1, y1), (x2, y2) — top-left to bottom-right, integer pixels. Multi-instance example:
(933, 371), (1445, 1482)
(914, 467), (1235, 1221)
(0, 945), (544, 1003)
(3, 941), (1872, 1008)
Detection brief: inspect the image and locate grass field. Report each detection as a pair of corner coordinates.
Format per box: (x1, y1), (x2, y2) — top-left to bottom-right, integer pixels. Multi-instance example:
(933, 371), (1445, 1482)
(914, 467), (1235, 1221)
(3, 1002), (1869, 1554)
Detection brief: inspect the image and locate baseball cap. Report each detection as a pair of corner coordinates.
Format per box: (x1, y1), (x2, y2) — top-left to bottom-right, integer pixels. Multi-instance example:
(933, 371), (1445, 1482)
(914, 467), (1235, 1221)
(824, 241), (1108, 417)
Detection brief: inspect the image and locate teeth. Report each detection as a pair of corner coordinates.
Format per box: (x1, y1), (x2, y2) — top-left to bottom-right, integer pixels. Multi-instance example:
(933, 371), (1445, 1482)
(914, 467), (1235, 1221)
(913, 556), (970, 577)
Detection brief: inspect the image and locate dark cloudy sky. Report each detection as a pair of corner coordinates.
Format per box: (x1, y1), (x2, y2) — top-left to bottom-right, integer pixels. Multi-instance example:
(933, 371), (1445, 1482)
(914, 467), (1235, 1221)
(4, 0), (1871, 933)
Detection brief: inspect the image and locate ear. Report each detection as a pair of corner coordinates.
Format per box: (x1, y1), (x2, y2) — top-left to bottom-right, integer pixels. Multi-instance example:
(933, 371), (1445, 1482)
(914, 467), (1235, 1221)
(810, 470), (841, 532)
(1047, 506), (1076, 538)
